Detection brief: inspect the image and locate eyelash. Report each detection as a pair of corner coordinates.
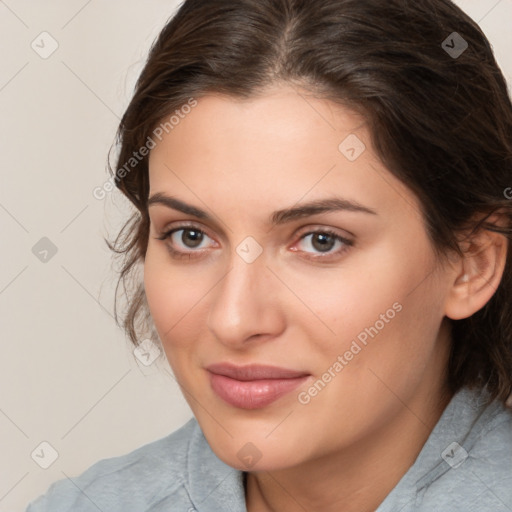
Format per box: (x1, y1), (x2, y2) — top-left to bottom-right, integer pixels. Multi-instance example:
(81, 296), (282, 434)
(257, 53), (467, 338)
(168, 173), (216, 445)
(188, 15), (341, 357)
(155, 223), (354, 262)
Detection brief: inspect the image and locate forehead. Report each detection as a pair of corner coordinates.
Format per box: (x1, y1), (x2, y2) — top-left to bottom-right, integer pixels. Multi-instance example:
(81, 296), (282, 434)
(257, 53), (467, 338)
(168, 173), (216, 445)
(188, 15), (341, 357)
(147, 85), (420, 221)
(150, 85), (364, 160)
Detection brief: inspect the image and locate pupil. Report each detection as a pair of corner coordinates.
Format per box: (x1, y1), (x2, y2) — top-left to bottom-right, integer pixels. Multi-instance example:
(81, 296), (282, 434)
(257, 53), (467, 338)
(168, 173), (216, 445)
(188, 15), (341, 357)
(183, 230), (203, 248)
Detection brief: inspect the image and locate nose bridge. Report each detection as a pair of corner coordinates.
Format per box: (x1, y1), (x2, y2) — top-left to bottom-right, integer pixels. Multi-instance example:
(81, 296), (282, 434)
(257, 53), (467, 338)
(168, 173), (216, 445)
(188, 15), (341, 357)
(206, 243), (282, 345)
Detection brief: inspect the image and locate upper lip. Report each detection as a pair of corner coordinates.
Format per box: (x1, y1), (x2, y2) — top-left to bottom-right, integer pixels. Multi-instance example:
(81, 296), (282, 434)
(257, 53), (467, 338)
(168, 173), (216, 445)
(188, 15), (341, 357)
(206, 363), (310, 381)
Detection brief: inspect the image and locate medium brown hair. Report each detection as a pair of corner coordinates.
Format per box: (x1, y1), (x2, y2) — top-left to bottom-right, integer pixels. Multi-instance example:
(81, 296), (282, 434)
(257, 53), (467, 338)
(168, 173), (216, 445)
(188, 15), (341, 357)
(107, 0), (512, 404)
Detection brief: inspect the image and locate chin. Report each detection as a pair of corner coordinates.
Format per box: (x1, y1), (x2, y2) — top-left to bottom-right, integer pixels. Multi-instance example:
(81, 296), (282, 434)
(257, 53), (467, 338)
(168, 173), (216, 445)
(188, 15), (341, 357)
(198, 417), (307, 472)
(216, 444), (300, 473)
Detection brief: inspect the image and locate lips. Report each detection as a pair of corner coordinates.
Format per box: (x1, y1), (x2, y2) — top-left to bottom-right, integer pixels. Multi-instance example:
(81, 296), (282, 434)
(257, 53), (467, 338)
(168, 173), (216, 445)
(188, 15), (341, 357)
(206, 363), (310, 409)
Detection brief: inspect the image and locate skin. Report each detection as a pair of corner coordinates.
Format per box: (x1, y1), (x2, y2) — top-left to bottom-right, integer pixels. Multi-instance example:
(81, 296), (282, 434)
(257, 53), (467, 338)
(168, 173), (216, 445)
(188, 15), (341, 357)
(143, 83), (507, 512)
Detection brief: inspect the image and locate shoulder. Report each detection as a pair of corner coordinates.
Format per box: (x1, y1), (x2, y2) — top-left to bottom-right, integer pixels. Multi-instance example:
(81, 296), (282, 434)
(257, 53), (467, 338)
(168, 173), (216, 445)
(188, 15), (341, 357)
(25, 418), (200, 512)
(420, 390), (512, 510)
(378, 387), (512, 512)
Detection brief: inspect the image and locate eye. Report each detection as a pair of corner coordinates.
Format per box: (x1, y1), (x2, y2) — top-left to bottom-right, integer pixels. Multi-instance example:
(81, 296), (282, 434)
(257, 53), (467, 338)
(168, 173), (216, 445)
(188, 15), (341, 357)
(155, 224), (353, 262)
(292, 229), (353, 260)
(155, 225), (217, 260)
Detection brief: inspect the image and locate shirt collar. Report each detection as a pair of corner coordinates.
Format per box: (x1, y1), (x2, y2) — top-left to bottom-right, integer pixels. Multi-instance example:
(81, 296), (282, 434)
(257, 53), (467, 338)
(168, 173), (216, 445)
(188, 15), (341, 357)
(377, 385), (504, 508)
(186, 420), (247, 512)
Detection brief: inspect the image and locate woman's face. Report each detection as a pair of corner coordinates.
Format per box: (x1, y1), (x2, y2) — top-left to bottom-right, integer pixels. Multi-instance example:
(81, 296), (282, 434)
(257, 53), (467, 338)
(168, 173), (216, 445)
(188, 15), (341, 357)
(144, 84), (456, 471)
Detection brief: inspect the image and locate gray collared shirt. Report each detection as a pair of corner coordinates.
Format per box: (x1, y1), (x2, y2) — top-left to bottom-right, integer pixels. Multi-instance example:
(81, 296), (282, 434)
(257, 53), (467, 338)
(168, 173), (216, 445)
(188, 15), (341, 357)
(26, 386), (512, 511)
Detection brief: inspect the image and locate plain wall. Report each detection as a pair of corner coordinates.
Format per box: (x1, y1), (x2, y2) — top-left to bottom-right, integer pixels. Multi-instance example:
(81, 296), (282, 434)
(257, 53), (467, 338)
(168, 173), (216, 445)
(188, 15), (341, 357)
(0, 1), (511, 510)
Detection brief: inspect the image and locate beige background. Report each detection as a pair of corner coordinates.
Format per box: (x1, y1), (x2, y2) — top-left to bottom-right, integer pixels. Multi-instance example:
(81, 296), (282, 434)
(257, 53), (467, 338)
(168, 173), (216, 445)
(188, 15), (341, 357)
(0, 1), (511, 510)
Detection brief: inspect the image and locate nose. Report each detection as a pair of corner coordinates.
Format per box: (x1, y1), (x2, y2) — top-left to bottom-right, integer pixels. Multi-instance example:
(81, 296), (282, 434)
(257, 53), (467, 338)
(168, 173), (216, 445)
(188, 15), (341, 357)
(206, 248), (286, 348)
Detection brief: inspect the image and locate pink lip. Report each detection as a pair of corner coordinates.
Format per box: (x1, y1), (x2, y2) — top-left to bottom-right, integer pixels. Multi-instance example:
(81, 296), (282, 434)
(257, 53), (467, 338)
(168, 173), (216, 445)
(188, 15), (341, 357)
(206, 363), (310, 409)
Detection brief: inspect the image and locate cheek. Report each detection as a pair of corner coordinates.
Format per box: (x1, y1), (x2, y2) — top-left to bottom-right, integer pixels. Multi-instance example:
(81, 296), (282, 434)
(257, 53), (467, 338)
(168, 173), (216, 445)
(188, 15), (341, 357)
(307, 242), (442, 382)
(299, 281), (447, 443)
(143, 245), (207, 351)
(298, 252), (418, 355)
(332, 272), (446, 402)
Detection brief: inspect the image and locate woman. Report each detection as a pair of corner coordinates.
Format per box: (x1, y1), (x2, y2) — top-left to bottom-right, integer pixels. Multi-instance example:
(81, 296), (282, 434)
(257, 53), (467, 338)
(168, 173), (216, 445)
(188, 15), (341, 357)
(27, 0), (512, 510)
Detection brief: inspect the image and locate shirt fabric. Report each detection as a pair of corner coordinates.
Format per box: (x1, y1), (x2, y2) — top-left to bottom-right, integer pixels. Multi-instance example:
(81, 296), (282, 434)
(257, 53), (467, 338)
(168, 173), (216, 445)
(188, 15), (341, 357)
(26, 386), (512, 511)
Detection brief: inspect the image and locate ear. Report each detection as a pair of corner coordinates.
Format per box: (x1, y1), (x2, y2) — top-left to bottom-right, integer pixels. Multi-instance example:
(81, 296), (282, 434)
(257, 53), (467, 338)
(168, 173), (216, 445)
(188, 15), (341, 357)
(444, 215), (509, 321)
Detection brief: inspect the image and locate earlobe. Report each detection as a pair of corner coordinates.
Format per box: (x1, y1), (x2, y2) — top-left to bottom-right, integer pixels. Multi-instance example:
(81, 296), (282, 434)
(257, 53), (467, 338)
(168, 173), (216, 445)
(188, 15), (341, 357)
(444, 228), (508, 321)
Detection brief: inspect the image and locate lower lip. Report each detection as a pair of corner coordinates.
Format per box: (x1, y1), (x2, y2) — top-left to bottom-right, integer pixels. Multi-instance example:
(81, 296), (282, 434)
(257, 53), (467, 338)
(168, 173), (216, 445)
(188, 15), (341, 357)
(209, 373), (310, 409)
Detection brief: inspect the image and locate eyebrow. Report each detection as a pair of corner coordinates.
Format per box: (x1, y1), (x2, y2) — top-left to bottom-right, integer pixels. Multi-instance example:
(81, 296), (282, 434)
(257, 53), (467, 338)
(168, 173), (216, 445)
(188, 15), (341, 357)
(147, 192), (377, 225)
